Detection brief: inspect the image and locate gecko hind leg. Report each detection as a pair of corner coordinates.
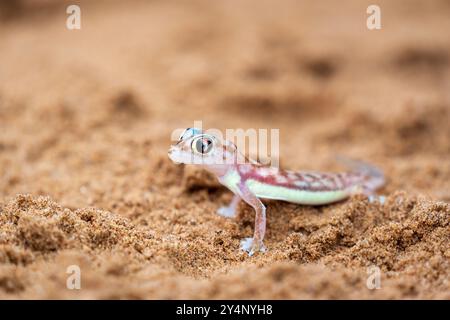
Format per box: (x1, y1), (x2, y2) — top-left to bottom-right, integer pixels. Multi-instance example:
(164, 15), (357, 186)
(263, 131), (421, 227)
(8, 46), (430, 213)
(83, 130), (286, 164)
(368, 195), (386, 204)
(353, 185), (386, 205)
(358, 186), (386, 205)
(217, 194), (240, 218)
(362, 186), (386, 205)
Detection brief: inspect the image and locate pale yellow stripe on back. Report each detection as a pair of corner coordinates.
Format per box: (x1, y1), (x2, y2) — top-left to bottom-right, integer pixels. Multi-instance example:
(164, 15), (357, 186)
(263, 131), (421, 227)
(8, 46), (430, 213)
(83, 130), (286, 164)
(246, 179), (349, 205)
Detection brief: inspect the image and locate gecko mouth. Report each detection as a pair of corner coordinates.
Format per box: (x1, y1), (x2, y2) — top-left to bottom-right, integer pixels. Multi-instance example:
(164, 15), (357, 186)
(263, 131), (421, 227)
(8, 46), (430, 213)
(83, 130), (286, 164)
(168, 148), (183, 164)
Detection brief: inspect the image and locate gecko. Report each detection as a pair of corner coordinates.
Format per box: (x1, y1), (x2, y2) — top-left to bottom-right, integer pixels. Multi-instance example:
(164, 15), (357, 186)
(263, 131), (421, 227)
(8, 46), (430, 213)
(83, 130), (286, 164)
(168, 127), (385, 255)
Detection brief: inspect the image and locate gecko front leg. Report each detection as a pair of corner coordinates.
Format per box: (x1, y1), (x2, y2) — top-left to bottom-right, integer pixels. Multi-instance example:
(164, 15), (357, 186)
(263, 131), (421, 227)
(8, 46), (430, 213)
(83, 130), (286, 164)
(217, 194), (241, 218)
(237, 181), (267, 255)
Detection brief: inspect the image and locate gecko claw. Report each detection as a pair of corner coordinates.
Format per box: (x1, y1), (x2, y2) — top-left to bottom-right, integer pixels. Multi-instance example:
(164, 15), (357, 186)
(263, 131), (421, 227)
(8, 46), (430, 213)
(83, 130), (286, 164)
(240, 237), (266, 256)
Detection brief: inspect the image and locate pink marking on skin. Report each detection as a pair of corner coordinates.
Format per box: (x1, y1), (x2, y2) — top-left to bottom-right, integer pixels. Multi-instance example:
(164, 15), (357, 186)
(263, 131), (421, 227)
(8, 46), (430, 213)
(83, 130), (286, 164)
(236, 164), (367, 192)
(294, 180), (309, 188)
(303, 173), (320, 182)
(275, 175), (289, 184)
(257, 168), (272, 178)
(238, 164), (253, 175)
(287, 172), (298, 180)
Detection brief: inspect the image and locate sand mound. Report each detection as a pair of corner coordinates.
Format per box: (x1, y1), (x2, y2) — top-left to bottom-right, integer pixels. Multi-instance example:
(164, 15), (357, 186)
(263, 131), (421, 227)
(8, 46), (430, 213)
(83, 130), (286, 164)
(0, 192), (447, 299)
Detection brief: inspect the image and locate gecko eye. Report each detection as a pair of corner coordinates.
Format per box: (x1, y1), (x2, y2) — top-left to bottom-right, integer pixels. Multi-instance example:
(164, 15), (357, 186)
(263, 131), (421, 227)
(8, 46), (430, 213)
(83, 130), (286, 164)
(192, 136), (213, 155)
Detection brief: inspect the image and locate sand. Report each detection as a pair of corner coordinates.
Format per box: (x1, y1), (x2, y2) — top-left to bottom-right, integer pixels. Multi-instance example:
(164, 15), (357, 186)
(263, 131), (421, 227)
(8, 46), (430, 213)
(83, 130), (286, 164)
(0, 0), (449, 299)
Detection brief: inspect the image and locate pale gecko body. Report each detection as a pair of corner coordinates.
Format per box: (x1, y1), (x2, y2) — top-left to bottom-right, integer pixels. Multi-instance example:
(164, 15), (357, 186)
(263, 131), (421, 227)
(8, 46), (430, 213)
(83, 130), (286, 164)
(168, 128), (385, 255)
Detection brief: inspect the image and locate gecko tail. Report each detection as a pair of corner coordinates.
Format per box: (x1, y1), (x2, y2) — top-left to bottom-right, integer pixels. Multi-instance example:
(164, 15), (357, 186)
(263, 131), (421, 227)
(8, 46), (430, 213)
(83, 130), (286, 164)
(335, 155), (385, 192)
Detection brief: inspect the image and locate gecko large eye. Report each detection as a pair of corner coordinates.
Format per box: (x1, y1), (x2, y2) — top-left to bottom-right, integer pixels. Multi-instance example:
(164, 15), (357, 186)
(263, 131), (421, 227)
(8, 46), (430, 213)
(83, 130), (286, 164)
(192, 136), (213, 155)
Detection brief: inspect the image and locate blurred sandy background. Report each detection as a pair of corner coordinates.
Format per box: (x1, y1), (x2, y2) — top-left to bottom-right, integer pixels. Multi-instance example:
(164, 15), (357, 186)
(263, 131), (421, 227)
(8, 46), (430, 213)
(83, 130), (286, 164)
(0, 0), (449, 298)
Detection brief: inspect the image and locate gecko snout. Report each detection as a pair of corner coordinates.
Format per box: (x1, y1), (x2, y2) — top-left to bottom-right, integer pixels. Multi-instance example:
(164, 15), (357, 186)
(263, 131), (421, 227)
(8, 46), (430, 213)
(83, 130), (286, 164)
(168, 146), (175, 157)
(168, 146), (182, 164)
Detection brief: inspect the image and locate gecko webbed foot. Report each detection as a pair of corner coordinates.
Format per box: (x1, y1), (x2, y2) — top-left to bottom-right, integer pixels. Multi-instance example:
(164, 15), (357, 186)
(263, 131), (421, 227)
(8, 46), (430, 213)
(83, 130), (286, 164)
(217, 206), (237, 218)
(216, 194), (240, 218)
(240, 237), (266, 256)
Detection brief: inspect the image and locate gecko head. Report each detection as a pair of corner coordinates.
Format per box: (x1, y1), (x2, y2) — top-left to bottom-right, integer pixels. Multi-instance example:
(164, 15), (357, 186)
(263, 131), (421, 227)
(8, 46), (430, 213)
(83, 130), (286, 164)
(168, 128), (236, 166)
